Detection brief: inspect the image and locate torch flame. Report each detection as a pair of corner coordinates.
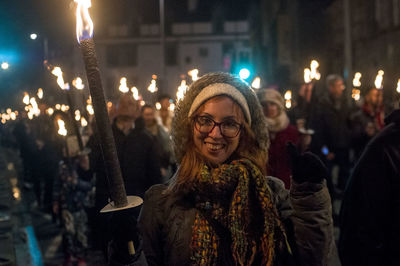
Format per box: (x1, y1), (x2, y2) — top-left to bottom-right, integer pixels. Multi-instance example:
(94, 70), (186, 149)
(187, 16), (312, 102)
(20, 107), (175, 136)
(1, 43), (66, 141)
(251, 77), (261, 89)
(304, 68), (312, 83)
(177, 80), (188, 102)
(23, 93), (30, 105)
(37, 88), (44, 99)
(51, 67), (69, 90)
(188, 69), (199, 82)
(87, 104), (94, 115)
(75, 0), (94, 43)
(81, 117), (88, 127)
(119, 77), (129, 93)
(374, 70), (384, 89)
(29, 98), (40, 116)
(309, 60), (321, 81)
(57, 119), (67, 136)
(284, 90), (292, 109)
(46, 108), (54, 116)
(73, 77), (85, 90)
(75, 110), (81, 121)
(131, 87), (139, 100)
(147, 77), (158, 93)
(397, 79), (400, 93)
(352, 89), (361, 101)
(284, 90), (292, 100)
(353, 72), (362, 87)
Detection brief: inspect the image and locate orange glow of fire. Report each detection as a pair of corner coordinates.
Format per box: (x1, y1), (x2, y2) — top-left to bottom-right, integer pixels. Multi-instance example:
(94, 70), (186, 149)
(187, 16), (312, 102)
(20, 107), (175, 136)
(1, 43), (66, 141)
(374, 70), (384, 89)
(37, 88), (44, 99)
(57, 119), (67, 136)
(251, 77), (261, 89)
(188, 69), (199, 82)
(23, 93), (30, 105)
(353, 72), (362, 87)
(119, 77), (129, 93)
(51, 67), (69, 90)
(73, 77), (85, 90)
(148, 76), (158, 93)
(177, 80), (188, 102)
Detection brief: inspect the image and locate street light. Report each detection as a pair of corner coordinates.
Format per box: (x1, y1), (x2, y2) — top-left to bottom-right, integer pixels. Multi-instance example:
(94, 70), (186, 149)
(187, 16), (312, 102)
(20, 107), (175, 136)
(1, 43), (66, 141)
(30, 33), (38, 40)
(1, 62), (9, 70)
(239, 68), (251, 80)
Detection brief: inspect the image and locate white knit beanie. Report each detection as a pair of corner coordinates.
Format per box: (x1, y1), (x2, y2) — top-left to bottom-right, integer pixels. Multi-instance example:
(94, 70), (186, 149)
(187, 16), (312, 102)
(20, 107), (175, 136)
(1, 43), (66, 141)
(187, 83), (252, 125)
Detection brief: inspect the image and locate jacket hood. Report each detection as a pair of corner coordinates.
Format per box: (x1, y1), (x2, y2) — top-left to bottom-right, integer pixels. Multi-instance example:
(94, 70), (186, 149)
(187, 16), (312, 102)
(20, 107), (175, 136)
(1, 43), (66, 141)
(171, 72), (270, 163)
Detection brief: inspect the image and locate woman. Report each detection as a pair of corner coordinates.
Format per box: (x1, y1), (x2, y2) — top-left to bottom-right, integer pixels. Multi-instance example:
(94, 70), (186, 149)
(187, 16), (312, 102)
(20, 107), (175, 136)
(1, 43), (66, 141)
(137, 73), (333, 266)
(257, 89), (300, 189)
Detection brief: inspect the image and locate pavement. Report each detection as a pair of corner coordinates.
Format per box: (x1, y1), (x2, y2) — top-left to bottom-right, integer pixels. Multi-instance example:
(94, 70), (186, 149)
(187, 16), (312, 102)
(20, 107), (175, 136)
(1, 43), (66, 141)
(0, 146), (106, 266)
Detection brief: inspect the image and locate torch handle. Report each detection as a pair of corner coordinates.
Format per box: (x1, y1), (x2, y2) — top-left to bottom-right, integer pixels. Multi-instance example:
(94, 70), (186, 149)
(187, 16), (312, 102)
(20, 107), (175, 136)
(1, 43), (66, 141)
(80, 38), (128, 208)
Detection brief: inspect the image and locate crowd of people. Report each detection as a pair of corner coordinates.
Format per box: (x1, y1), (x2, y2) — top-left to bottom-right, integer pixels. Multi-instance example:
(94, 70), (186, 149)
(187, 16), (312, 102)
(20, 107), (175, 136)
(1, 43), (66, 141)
(0, 71), (398, 265)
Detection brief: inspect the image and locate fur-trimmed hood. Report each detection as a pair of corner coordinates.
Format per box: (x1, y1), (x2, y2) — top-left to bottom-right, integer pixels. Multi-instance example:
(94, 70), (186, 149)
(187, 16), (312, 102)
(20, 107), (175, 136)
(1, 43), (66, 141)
(171, 72), (270, 163)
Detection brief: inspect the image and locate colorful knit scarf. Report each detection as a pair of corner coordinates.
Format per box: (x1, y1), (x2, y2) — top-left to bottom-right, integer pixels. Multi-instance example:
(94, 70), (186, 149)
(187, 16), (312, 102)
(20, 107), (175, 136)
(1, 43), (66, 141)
(190, 159), (291, 266)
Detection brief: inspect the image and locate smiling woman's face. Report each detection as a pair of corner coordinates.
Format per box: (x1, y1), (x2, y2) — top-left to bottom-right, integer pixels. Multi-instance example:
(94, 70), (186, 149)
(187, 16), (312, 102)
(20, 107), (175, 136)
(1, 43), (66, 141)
(192, 96), (244, 165)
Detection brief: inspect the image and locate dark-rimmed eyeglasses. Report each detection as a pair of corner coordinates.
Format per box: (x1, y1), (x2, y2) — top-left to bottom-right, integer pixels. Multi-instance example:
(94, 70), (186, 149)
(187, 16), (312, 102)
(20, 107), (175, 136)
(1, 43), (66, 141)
(193, 116), (242, 138)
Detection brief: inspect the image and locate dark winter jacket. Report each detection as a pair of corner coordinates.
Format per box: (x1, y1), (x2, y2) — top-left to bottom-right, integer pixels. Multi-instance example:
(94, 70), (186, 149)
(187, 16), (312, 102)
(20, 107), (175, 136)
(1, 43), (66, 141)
(350, 104), (384, 159)
(139, 177), (334, 266)
(268, 124), (299, 189)
(339, 109), (400, 266)
(313, 94), (352, 154)
(121, 125), (162, 198)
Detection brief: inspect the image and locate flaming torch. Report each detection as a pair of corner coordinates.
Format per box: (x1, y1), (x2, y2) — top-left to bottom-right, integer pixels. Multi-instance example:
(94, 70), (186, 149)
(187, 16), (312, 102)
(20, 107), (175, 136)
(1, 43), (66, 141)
(351, 72), (362, 101)
(251, 77), (261, 89)
(284, 90), (292, 109)
(176, 80), (188, 102)
(304, 68), (312, 84)
(131, 87), (139, 100)
(23, 93), (30, 105)
(374, 70), (384, 90)
(147, 75), (158, 93)
(188, 69), (199, 82)
(310, 60), (321, 81)
(119, 77), (129, 93)
(397, 79), (400, 94)
(74, 0), (141, 223)
(37, 88), (44, 99)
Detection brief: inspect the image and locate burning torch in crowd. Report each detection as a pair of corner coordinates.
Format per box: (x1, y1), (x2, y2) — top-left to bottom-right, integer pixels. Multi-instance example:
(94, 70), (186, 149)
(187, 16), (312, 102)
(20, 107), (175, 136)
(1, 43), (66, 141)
(74, 1), (142, 249)
(351, 72), (362, 101)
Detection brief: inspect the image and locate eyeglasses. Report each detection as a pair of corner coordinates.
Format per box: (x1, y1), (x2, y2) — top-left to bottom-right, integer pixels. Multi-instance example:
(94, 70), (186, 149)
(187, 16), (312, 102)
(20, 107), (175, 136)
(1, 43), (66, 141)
(193, 116), (242, 138)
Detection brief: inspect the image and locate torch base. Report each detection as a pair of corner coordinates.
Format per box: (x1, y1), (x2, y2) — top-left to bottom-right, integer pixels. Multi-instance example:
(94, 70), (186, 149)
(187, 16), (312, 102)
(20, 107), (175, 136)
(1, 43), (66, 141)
(100, 196), (143, 213)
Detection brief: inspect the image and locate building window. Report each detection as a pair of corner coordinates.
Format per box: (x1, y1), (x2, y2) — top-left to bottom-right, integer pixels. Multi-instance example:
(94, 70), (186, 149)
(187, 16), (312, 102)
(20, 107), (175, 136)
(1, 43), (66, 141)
(106, 44), (137, 67)
(165, 43), (178, 66)
(199, 47), (208, 58)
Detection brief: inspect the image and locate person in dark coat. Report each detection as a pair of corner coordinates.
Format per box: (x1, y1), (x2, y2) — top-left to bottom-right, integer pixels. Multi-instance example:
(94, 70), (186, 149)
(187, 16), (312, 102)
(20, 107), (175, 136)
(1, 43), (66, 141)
(121, 116), (162, 198)
(339, 109), (400, 266)
(109, 73), (334, 266)
(350, 87), (385, 160)
(257, 88), (300, 189)
(141, 104), (175, 182)
(315, 74), (352, 191)
(13, 111), (37, 187)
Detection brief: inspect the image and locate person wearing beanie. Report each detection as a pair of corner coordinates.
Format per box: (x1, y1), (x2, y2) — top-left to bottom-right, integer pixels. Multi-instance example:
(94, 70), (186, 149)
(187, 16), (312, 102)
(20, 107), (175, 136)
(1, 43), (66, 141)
(257, 89), (300, 189)
(110, 73), (334, 266)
